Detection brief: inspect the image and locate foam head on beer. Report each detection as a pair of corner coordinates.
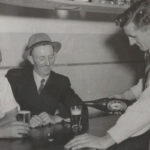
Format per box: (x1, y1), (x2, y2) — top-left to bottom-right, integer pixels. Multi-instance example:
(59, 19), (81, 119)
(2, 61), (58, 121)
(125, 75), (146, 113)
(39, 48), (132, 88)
(70, 105), (82, 115)
(70, 105), (82, 136)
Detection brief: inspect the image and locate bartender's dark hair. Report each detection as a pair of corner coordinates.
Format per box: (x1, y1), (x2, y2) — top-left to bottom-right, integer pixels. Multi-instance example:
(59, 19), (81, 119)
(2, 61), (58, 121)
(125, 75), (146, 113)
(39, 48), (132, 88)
(115, 0), (150, 29)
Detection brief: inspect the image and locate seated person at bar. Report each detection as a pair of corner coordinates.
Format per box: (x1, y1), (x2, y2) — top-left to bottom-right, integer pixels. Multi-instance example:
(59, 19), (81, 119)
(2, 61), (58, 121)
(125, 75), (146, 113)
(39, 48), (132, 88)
(65, 1), (150, 150)
(6, 33), (88, 129)
(0, 50), (29, 138)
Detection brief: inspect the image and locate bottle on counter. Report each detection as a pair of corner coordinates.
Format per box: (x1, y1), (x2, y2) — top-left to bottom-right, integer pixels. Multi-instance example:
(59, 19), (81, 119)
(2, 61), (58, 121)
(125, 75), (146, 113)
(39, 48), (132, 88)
(81, 98), (135, 114)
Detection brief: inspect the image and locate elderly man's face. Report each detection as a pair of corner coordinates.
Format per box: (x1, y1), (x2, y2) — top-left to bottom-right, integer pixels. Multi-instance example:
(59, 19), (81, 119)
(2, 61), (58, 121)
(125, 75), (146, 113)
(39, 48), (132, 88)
(123, 22), (150, 52)
(30, 45), (56, 77)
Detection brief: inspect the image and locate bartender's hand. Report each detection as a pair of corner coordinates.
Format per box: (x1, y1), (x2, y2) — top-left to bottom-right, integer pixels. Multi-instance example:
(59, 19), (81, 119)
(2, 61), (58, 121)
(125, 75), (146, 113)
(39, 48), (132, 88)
(110, 89), (136, 101)
(110, 94), (123, 99)
(65, 133), (115, 150)
(0, 121), (30, 138)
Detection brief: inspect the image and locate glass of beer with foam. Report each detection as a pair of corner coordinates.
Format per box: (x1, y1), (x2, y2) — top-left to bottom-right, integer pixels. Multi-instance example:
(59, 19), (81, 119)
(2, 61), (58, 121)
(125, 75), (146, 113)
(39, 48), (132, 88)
(70, 105), (82, 136)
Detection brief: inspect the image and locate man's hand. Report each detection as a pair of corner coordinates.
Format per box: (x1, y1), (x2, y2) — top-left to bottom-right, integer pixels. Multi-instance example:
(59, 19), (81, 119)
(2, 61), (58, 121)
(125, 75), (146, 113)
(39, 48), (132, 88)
(110, 90), (135, 101)
(29, 115), (43, 128)
(65, 133), (115, 150)
(39, 112), (52, 125)
(53, 115), (64, 124)
(65, 133), (105, 150)
(0, 121), (30, 138)
(30, 112), (64, 128)
(110, 94), (124, 99)
(39, 112), (63, 125)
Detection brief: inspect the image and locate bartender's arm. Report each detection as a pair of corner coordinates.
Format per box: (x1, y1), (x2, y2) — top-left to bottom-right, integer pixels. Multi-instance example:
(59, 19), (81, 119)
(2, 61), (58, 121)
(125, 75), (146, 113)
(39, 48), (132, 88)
(65, 86), (150, 150)
(111, 78), (143, 100)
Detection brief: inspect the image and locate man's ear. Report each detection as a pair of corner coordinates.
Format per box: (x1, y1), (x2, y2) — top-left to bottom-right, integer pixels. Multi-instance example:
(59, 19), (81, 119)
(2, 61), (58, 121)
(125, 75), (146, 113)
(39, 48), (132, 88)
(27, 55), (34, 65)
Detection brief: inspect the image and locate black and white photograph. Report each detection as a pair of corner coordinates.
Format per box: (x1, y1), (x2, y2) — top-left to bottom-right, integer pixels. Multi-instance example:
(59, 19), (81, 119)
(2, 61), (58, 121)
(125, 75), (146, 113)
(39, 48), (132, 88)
(0, 0), (149, 150)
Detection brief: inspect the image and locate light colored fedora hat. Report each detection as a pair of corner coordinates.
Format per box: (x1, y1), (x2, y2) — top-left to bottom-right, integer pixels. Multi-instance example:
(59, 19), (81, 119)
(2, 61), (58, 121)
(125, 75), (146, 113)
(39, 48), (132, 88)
(26, 33), (61, 56)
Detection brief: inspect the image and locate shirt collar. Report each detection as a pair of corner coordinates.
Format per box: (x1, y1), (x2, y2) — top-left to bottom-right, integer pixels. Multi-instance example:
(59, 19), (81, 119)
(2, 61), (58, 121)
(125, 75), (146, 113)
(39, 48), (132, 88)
(33, 70), (49, 80)
(33, 70), (49, 89)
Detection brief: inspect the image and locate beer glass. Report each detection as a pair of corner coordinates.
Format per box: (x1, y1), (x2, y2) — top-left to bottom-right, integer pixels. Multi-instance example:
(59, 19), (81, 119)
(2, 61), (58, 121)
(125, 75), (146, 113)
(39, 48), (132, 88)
(70, 105), (82, 136)
(16, 110), (31, 124)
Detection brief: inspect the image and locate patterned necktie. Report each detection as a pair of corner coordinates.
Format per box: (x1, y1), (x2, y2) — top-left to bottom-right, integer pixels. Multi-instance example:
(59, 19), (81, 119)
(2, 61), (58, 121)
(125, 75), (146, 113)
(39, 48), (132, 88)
(38, 79), (45, 94)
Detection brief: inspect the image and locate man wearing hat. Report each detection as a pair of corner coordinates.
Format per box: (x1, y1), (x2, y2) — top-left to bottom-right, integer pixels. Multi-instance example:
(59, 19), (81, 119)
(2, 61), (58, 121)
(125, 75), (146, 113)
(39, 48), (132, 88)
(6, 33), (88, 128)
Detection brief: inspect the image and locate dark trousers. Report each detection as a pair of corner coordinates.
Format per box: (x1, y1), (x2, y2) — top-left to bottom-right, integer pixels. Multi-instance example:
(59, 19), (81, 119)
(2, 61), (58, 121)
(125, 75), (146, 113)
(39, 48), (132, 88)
(107, 131), (150, 150)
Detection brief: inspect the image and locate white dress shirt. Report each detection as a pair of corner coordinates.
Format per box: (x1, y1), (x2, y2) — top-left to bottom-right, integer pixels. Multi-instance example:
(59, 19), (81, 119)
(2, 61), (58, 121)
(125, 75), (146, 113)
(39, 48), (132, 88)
(0, 77), (19, 119)
(130, 78), (144, 99)
(108, 78), (150, 143)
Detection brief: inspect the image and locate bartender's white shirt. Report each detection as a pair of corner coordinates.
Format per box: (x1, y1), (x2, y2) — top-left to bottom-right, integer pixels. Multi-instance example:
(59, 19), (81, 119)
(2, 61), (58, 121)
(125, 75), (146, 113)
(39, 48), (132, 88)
(108, 78), (150, 143)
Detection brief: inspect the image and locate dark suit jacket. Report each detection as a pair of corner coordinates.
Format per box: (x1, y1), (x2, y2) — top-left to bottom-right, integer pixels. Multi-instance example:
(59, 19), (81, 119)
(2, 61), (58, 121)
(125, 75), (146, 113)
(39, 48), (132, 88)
(6, 68), (84, 117)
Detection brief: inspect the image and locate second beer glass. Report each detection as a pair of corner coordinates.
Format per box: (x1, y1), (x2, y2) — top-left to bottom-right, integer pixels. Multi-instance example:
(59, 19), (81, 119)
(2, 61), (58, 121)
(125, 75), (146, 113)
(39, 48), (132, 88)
(70, 105), (82, 136)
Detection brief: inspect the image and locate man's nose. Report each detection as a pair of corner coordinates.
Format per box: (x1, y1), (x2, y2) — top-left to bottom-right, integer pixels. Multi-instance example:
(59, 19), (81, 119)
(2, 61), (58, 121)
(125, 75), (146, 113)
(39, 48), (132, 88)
(128, 37), (136, 46)
(45, 58), (50, 65)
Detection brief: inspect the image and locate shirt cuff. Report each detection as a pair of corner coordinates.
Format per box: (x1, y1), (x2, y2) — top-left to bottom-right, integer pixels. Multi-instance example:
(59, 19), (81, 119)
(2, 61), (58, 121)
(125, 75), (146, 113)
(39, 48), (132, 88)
(107, 126), (128, 143)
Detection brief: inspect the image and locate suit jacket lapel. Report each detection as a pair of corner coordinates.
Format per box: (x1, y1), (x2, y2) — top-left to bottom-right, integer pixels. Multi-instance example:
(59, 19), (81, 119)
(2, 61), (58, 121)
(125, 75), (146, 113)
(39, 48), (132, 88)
(44, 71), (58, 96)
(22, 69), (38, 94)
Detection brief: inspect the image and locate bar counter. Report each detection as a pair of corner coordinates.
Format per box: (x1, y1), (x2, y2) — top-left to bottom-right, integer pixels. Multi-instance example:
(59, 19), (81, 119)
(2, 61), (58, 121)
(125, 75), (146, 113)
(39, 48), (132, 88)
(0, 115), (119, 150)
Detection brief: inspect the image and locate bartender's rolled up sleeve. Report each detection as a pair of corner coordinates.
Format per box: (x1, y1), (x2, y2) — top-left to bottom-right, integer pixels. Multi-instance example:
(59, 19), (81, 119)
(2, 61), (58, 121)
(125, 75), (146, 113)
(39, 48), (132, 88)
(130, 78), (143, 99)
(107, 86), (150, 143)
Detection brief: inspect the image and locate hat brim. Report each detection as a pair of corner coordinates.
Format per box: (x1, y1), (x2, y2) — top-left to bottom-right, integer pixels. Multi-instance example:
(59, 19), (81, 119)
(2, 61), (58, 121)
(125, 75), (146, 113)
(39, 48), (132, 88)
(29, 40), (61, 53)
(23, 41), (61, 59)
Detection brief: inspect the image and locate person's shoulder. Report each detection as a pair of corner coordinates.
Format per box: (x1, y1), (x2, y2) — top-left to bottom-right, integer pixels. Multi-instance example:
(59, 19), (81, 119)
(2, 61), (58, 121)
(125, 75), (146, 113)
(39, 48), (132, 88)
(6, 68), (32, 77)
(6, 68), (24, 77)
